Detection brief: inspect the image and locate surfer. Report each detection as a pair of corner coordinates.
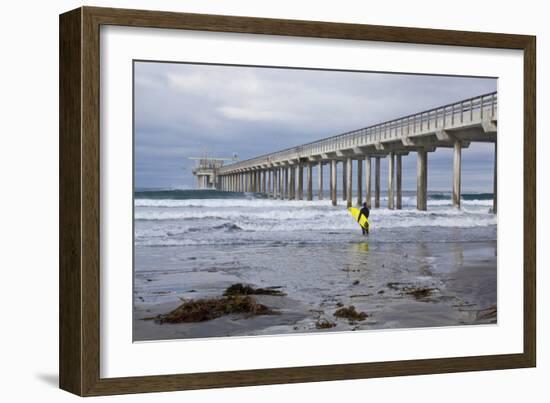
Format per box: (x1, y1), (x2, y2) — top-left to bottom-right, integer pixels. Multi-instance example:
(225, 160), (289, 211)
(357, 203), (370, 235)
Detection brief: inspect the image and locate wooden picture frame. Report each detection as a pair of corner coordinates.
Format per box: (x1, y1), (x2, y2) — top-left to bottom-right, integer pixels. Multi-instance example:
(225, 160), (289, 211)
(59, 6), (536, 396)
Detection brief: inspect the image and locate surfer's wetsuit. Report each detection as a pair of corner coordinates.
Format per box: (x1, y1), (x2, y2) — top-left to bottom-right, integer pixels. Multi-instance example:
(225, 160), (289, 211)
(358, 206), (370, 235)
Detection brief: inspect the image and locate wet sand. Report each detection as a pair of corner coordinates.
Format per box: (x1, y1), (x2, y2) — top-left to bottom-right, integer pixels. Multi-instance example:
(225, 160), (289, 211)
(133, 240), (496, 341)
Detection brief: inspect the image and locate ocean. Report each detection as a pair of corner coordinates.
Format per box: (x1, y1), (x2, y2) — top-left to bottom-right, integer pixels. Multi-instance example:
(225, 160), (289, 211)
(133, 189), (497, 341)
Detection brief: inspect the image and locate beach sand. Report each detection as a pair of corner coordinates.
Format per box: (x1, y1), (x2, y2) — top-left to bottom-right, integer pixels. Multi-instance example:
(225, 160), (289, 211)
(133, 239), (496, 341)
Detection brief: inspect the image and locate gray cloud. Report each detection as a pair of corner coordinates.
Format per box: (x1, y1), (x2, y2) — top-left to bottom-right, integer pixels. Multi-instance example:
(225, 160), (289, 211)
(134, 61), (496, 191)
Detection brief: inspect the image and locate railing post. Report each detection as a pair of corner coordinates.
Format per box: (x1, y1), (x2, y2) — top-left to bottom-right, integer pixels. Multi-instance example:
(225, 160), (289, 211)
(452, 103), (455, 125)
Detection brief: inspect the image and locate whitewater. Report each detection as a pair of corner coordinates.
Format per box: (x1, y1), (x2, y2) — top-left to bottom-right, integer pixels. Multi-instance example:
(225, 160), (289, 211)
(134, 190), (496, 247)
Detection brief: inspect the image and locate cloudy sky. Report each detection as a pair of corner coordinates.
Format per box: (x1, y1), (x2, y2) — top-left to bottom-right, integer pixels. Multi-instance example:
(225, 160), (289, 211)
(134, 61), (497, 191)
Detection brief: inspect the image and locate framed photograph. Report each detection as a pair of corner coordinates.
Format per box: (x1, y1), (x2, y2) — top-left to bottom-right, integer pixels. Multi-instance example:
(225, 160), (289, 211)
(59, 6), (536, 396)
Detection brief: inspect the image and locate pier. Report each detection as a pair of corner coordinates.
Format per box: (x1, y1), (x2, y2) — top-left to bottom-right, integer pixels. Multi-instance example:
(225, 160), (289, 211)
(209, 92), (498, 212)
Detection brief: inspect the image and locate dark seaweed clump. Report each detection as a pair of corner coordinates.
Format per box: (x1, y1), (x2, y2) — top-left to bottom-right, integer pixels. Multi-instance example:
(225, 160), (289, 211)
(315, 319), (337, 329)
(155, 295), (277, 324)
(333, 305), (368, 322)
(223, 283), (286, 296)
(387, 282), (437, 300)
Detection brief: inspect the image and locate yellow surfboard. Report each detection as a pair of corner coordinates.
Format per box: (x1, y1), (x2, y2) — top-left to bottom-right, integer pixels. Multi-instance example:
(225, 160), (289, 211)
(348, 207), (369, 231)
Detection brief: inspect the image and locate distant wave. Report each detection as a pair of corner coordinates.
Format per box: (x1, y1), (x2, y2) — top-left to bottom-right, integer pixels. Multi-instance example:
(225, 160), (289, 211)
(429, 192), (494, 201)
(134, 196), (493, 209)
(135, 189), (266, 200)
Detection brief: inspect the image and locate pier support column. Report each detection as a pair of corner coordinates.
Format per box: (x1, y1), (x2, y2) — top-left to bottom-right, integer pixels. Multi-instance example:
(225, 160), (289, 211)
(318, 162), (324, 200)
(306, 162), (313, 201)
(388, 153), (395, 209)
(357, 159), (363, 206)
(330, 160), (337, 206)
(284, 166), (290, 200)
(279, 167), (284, 199)
(375, 157), (381, 208)
(342, 161), (347, 201)
(346, 157), (353, 208)
(271, 169), (275, 197)
(396, 155), (402, 209)
(365, 157), (372, 208)
(417, 150), (428, 211)
(290, 165), (296, 200)
(452, 140), (462, 208)
(493, 142), (497, 214)
(272, 169), (276, 196)
(262, 170), (267, 193)
(297, 163), (304, 200)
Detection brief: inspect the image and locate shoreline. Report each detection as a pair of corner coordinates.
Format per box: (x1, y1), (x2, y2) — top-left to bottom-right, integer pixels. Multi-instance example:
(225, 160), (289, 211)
(134, 239), (497, 341)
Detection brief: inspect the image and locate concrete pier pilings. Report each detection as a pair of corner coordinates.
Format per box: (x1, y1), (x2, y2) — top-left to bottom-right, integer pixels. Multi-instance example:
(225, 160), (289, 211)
(365, 157), (371, 208)
(356, 159), (363, 207)
(375, 157), (381, 208)
(346, 157), (353, 208)
(396, 154), (402, 210)
(417, 150), (428, 211)
(342, 161), (347, 201)
(298, 163), (304, 200)
(318, 162), (323, 200)
(284, 166), (289, 199)
(290, 165), (296, 200)
(452, 140), (462, 208)
(306, 162), (313, 201)
(213, 92), (497, 213)
(330, 160), (337, 206)
(388, 153), (395, 210)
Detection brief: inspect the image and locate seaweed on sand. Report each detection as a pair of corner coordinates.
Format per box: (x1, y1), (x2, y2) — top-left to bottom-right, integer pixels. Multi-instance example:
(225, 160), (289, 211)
(404, 287), (437, 299)
(155, 295), (278, 324)
(223, 283), (286, 296)
(386, 282), (438, 300)
(333, 305), (368, 322)
(315, 319), (337, 329)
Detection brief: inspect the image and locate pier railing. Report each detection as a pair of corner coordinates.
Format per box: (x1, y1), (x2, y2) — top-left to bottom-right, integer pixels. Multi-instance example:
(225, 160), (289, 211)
(219, 91), (497, 173)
